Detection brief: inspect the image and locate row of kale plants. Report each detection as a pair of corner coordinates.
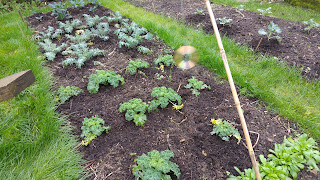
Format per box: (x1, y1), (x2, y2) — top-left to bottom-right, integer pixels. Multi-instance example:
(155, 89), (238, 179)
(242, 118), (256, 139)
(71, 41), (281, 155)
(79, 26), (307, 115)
(36, 1), (320, 179)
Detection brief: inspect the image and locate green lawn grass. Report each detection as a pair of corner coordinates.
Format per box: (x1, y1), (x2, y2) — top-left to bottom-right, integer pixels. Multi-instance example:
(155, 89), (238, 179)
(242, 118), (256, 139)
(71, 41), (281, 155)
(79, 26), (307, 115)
(211, 0), (320, 23)
(0, 3), (85, 180)
(101, 0), (320, 140)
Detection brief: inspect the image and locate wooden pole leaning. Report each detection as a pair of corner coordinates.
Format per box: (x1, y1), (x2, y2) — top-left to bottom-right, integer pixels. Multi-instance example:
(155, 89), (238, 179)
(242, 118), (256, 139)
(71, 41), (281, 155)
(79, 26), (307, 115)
(204, 0), (261, 179)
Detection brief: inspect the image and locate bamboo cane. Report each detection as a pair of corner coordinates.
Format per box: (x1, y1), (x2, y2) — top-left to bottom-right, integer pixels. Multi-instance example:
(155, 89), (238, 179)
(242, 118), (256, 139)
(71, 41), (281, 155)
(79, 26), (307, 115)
(204, 1), (261, 179)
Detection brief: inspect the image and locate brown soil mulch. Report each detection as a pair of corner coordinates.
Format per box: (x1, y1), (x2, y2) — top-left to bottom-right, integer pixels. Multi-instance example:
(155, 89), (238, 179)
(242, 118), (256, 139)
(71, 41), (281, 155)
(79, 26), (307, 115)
(26, 3), (319, 180)
(124, 0), (320, 81)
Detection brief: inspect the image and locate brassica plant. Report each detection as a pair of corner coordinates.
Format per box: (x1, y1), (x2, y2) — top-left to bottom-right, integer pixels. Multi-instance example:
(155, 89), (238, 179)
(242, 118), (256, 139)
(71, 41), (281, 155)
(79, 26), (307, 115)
(210, 118), (241, 143)
(119, 98), (149, 126)
(81, 115), (111, 146)
(69, 0), (85, 8)
(83, 14), (106, 27)
(126, 59), (150, 75)
(216, 17), (232, 27)
(56, 86), (83, 104)
(38, 39), (66, 61)
(194, 8), (205, 15)
(58, 19), (82, 34)
(303, 19), (319, 33)
(49, 2), (71, 20)
(90, 22), (110, 41)
(258, 21), (282, 42)
(87, 70), (125, 93)
(185, 76), (211, 97)
(148, 86), (182, 112)
(88, 0), (100, 12)
(154, 55), (174, 67)
(257, 7), (272, 16)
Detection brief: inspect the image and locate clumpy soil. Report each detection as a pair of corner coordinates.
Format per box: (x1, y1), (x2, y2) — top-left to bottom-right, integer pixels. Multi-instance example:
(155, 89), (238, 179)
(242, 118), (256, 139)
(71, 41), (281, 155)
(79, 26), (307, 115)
(124, 0), (320, 81)
(26, 3), (319, 180)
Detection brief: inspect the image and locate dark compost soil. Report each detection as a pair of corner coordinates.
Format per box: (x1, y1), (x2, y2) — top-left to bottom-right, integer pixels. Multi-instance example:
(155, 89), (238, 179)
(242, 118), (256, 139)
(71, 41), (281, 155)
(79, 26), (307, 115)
(124, 0), (320, 81)
(26, 3), (319, 180)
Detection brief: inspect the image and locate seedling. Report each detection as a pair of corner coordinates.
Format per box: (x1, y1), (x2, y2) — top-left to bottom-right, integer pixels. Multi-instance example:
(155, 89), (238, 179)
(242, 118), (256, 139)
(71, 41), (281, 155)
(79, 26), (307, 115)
(49, 2), (71, 20)
(58, 19), (82, 34)
(194, 8), (205, 15)
(210, 118), (241, 143)
(126, 59), (150, 75)
(81, 115), (111, 146)
(132, 150), (181, 180)
(107, 11), (123, 23)
(148, 86), (182, 112)
(185, 76), (211, 97)
(56, 86), (83, 104)
(258, 21), (282, 42)
(87, 70), (125, 94)
(38, 39), (67, 61)
(83, 14), (106, 27)
(65, 30), (92, 43)
(119, 98), (148, 126)
(236, 4), (244, 12)
(303, 19), (319, 33)
(88, 0), (100, 12)
(257, 7), (272, 16)
(216, 17), (232, 27)
(69, 0), (85, 8)
(90, 22), (110, 41)
(154, 55), (174, 67)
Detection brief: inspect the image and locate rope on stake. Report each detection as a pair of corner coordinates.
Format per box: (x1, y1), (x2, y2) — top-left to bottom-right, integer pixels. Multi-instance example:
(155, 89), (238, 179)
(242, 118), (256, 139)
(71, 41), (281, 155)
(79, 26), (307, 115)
(204, 1), (262, 179)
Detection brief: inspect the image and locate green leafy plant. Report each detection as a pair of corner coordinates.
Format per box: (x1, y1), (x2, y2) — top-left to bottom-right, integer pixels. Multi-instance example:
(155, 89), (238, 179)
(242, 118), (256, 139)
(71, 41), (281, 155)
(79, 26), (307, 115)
(137, 46), (153, 55)
(56, 86), (83, 104)
(83, 14), (106, 27)
(216, 17), (232, 27)
(132, 150), (181, 180)
(302, 19), (319, 33)
(228, 134), (320, 180)
(107, 11), (124, 23)
(81, 115), (111, 146)
(88, 0), (100, 12)
(257, 7), (272, 16)
(210, 118), (241, 143)
(258, 21), (282, 42)
(49, 2), (71, 20)
(34, 26), (63, 40)
(90, 22), (110, 41)
(62, 42), (105, 68)
(194, 8), (205, 15)
(58, 19), (82, 34)
(154, 55), (174, 67)
(69, 0), (85, 8)
(148, 86), (182, 112)
(184, 76), (211, 97)
(38, 39), (66, 61)
(236, 4), (244, 12)
(126, 59), (150, 75)
(65, 30), (92, 43)
(119, 98), (148, 126)
(87, 70), (125, 94)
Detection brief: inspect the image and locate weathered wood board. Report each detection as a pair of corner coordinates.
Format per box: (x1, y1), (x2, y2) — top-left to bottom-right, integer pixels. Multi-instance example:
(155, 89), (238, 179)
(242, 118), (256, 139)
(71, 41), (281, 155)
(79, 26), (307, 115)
(0, 69), (35, 102)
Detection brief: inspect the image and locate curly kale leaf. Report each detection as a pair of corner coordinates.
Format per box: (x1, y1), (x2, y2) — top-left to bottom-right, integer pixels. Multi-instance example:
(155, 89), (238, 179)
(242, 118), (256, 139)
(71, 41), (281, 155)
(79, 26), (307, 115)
(210, 118), (241, 143)
(126, 59), (150, 75)
(87, 70), (125, 94)
(184, 76), (211, 97)
(119, 98), (148, 126)
(154, 55), (174, 67)
(57, 86), (83, 104)
(81, 115), (111, 146)
(151, 86), (182, 110)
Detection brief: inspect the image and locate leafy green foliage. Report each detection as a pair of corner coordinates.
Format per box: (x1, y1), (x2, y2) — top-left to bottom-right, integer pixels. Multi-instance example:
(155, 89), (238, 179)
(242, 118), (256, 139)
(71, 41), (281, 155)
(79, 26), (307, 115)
(34, 26), (64, 40)
(303, 19), (319, 33)
(90, 22), (110, 41)
(184, 76), (211, 97)
(216, 17), (233, 27)
(257, 7), (272, 16)
(194, 9), (205, 15)
(83, 14), (106, 27)
(258, 21), (282, 42)
(119, 98), (148, 126)
(61, 42), (105, 68)
(132, 150), (181, 180)
(65, 30), (92, 43)
(88, 0), (101, 12)
(56, 86), (83, 104)
(236, 4), (244, 12)
(137, 46), (153, 55)
(210, 118), (241, 143)
(69, 0), (85, 8)
(228, 134), (320, 179)
(49, 2), (71, 20)
(126, 59), (150, 75)
(107, 11), (125, 23)
(148, 86), (182, 112)
(58, 19), (82, 34)
(38, 39), (66, 61)
(154, 55), (174, 67)
(81, 115), (111, 146)
(87, 70), (125, 94)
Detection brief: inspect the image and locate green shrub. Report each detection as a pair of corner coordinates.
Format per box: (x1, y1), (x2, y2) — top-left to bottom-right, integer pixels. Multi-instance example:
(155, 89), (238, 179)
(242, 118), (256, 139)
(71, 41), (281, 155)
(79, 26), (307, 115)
(284, 0), (320, 11)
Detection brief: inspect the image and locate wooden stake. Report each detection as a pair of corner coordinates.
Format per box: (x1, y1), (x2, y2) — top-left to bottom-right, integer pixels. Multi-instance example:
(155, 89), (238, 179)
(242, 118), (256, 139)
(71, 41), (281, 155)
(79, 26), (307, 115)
(204, 1), (261, 179)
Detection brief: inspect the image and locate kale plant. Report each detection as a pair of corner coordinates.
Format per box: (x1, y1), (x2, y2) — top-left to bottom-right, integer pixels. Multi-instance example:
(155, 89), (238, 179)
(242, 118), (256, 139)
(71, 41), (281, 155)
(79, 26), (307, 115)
(126, 59), (150, 75)
(90, 22), (110, 41)
(66, 30), (92, 43)
(62, 42), (105, 68)
(119, 98), (149, 126)
(194, 8), (205, 15)
(210, 118), (241, 143)
(257, 7), (272, 16)
(258, 21), (282, 42)
(87, 70), (125, 94)
(88, 0), (101, 12)
(154, 55), (174, 67)
(114, 20), (153, 53)
(58, 19), (82, 34)
(49, 2), (71, 20)
(83, 14), (106, 27)
(185, 76), (211, 97)
(69, 0), (85, 8)
(236, 4), (244, 12)
(107, 11), (123, 23)
(216, 17), (232, 27)
(56, 85), (83, 104)
(81, 115), (111, 146)
(137, 46), (153, 55)
(38, 39), (66, 61)
(303, 19), (319, 33)
(148, 86), (182, 112)
(132, 150), (181, 180)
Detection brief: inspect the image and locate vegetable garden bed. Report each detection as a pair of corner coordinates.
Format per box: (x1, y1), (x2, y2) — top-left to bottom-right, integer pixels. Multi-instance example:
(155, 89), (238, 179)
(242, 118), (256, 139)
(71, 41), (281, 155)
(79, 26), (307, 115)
(26, 2), (320, 179)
